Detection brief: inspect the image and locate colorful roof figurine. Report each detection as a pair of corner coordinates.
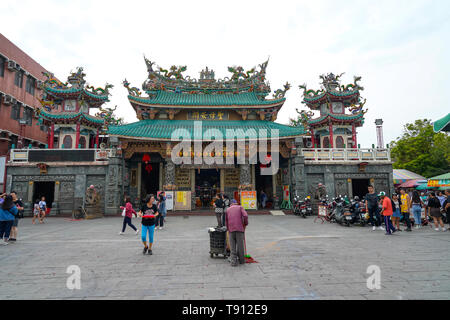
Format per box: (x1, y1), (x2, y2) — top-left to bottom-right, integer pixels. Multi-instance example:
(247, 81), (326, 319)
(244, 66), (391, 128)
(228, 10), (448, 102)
(123, 57), (290, 119)
(433, 113), (450, 132)
(297, 73), (368, 131)
(39, 67), (113, 109)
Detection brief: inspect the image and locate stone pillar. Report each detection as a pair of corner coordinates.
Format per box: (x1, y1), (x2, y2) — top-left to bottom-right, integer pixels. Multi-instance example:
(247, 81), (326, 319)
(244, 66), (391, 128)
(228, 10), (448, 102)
(291, 137), (306, 199)
(52, 181), (60, 215)
(27, 181), (34, 202)
(324, 171), (335, 198)
(164, 159), (175, 188)
(105, 156), (122, 215)
(239, 163), (251, 187)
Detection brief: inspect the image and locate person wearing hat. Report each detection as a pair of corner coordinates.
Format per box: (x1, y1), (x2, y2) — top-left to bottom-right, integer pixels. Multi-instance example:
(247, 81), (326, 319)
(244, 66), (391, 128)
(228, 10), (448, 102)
(379, 191), (396, 235)
(225, 199), (249, 267)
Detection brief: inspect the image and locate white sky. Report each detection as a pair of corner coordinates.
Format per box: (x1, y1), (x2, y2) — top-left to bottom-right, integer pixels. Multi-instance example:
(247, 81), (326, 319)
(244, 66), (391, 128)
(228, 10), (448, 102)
(1, 0), (449, 147)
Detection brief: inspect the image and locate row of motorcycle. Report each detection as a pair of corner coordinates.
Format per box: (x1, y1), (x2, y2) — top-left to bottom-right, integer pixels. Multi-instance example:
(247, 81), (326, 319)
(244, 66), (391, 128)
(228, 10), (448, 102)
(294, 195), (369, 227)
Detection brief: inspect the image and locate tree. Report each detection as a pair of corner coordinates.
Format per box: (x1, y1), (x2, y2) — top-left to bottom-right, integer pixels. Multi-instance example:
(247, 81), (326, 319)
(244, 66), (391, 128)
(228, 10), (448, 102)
(390, 119), (450, 178)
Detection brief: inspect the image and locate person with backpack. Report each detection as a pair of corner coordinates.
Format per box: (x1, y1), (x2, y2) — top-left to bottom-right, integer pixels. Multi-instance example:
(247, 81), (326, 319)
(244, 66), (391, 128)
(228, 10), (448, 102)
(0, 195), (18, 245)
(379, 192), (396, 235)
(427, 192), (446, 232)
(155, 191), (166, 230)
(119, 196), (139, 235)
(365, 185), (383, 231)
(410, 191), (424, 229)
(9, 191), (23, 242)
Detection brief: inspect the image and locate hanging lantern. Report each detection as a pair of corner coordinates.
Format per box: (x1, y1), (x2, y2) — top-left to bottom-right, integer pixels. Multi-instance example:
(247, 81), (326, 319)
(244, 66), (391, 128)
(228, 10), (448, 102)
(142, 154), (151, 163)
(145, 163), (153, 173)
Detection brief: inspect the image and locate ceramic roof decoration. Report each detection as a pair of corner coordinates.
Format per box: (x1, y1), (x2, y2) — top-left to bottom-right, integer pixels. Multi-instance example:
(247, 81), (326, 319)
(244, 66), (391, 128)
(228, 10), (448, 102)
(433, 113), (450, 132)
(123, 57), (290, 117)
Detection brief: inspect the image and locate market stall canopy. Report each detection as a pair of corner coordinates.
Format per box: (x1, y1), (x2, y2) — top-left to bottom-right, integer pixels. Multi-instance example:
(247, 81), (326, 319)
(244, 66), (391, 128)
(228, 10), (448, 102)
(398, 179), (427, 188)
(393, 169), (426, 185)
(433, 113), (450, 133)
(427, 172), (450, 188)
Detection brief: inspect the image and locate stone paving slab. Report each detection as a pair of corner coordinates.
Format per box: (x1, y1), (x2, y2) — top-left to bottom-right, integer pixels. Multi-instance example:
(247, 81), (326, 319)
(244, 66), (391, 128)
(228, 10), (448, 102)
(0, 215), (449, 300)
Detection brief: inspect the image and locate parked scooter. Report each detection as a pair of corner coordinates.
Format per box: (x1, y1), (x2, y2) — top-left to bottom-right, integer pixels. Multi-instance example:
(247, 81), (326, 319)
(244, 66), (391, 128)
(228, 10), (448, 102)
(293, 196), (307, 218)
(332, 195), (353, 226)
(349, 197), (367, 226)
(305, 196), (313, 216)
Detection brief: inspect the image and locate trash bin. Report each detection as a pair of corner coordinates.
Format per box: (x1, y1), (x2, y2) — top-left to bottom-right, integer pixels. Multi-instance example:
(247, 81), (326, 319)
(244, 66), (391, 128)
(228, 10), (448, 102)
(208, 227), (230, 258)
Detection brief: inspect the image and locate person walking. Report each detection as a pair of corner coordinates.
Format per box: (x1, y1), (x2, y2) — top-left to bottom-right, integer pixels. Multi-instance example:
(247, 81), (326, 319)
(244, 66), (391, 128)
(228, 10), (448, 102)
(213, 193), (224, 228)
(260, 190), (267, 209)
(437, 191), (446, 207)
(225, 199), (249, 267)
(138, 195), (159, 255)
(9, 191), (23, 242)
(410, 191), (424, 229)
(119, 196), (139, 235)
(391, 193), (402, 231)
(379, 192), (396, 235)
(427, 192), (446, 232)
(156, 192), (166, 230)
(38, 196), (47, 224)
(365, 185), (383, 231)
(0, 195), (18, 245)
(32, 199), (41, 224)
(399, 188), (412, 232)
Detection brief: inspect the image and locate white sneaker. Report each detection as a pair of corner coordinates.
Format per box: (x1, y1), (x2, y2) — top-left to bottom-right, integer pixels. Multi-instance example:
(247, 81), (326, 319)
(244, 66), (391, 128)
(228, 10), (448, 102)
(372, 226), (376, 231)
(159, 227), (163, 230)
(379, 226), (384, 231)
(119, 231), (124, 235)
(441, 228), (447, 232)
(435, 228), (440, 231)
(2, 240), (8, 245)
(135, 229), (139, 235)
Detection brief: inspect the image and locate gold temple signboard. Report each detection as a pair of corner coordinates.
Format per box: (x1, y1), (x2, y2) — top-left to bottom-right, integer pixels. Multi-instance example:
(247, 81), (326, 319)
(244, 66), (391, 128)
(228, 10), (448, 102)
(175, 168), (191, 189)
(187, 111), (229, 120)
(224, 168), (240, 187)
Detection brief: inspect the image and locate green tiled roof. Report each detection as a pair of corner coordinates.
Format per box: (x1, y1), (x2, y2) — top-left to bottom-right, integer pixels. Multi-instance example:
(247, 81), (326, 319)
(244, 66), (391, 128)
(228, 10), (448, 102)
(39, 110), (104, 124)
(433, 113), (450, 132)
(304, 90), (359, 102)
(129, 91), (285, 107)
(45, 87), (109, 100)
(108, 120), (305, 140)
(308, 112), (364, 124)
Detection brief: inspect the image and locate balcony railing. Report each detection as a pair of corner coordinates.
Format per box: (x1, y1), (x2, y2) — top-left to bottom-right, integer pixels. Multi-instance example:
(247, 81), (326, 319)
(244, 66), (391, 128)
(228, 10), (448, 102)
(301, 148), (391, 162)
(9, 148), (115, 163)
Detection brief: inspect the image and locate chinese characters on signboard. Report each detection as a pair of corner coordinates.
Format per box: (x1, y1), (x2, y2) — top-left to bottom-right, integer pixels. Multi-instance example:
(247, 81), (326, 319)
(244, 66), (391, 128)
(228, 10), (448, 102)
(187, 111), (229, 120)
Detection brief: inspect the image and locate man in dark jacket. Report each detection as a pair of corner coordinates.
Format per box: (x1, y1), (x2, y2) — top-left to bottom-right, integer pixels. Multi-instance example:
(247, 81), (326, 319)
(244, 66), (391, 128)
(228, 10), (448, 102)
(225, 199), (249, 267)
(365, 185), (383, 231)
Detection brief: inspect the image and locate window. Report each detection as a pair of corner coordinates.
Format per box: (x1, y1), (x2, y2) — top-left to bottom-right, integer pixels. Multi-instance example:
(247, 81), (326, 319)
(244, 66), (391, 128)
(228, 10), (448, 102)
(24, 107), (33, 125)
(336, 136), (345, 148)
(62, 135), (73, 149)
(79, 136), (86, 149)
(0, 56), (4, 77)
(323, 137), (330, 148)
(11, 103), (21, 120)
(14, 70), (24, 88)
(26, 76), (35, 95)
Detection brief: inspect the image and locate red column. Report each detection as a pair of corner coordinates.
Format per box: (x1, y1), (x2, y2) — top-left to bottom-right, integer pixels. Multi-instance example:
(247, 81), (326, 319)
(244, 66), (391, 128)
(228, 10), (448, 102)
(352, 123), (357, 148)
(310, 128), (315, 149)
(49, 124), (54, 149)
(95, 127), (99, 148)
(329, 122), (334, 148)
(75, 122), (80, 149)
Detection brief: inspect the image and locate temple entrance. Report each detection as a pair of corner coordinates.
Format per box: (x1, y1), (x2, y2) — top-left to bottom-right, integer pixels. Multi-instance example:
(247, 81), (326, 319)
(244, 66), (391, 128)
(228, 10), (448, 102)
(352, 179), (370, 199)
(255, 165), (273, 209)
(141, 162), (160, 198)
(33, 182), (55, 208)
(195, 169), (220, 209)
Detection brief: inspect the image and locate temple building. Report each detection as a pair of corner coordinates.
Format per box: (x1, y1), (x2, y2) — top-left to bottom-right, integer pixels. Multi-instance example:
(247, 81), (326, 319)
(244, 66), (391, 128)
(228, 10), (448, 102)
(5, 59), (394, 216)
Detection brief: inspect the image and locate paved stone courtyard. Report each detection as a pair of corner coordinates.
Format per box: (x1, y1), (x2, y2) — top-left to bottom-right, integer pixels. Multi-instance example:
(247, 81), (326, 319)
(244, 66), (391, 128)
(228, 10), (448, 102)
(1, 214), (449, 300)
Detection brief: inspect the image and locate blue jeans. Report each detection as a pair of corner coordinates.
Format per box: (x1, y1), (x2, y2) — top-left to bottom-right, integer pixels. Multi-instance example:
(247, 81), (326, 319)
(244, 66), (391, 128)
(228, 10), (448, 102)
(141, 225), (155, 244)
(411, 205), (422, 225)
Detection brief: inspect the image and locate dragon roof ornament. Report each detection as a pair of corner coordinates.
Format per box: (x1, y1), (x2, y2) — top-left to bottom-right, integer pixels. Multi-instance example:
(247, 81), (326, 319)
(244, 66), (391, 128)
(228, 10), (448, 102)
(299, 73), (364, 99)
(139, 57), (279, 99)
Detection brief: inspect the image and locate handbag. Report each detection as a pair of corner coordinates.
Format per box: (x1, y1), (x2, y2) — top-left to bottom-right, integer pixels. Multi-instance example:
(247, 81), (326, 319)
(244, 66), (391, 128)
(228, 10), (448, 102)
(121, 208), (126, 217)
(215, 207), (223, 214)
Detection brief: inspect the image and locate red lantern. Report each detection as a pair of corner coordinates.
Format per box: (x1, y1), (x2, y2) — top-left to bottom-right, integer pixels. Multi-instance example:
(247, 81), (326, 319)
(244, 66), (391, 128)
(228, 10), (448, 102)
(142, 154), (151, 163)
(145, 163), (153, 173)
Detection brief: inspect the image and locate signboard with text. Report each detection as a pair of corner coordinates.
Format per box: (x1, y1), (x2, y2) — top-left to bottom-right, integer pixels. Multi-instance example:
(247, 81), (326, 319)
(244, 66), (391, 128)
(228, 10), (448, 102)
(240, 191), (257, 210)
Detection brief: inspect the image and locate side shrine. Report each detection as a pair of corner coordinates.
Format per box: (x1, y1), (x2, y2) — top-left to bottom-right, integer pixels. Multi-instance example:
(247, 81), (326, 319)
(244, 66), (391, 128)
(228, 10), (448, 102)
(5, 61), (393, 216)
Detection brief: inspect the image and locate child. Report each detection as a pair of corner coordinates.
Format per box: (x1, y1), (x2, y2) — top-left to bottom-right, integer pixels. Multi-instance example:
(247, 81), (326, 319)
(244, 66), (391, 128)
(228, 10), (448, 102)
(119, 196), (139, 235)
(38, 196), (47, 224)
(138, 195), (159, 255)
(391, 194), (402, 231)
(32, 200), (40, 225)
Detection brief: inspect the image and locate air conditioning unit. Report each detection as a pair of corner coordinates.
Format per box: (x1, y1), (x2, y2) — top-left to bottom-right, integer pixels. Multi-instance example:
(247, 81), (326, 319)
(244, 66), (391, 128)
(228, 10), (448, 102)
(306, 141), (313, 148)
(3, 95), (13, 105)
(14, 63), (21, 71)
(7, 60), (16, 71)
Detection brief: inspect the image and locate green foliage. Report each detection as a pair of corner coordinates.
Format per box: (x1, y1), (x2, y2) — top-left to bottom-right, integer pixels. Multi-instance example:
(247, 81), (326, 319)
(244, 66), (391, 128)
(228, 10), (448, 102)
(390, 119), (450, 178)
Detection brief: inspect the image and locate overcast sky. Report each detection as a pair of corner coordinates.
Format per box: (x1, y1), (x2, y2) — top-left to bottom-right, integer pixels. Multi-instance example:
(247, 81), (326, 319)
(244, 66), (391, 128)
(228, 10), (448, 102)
(2, 0), (449, 147)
